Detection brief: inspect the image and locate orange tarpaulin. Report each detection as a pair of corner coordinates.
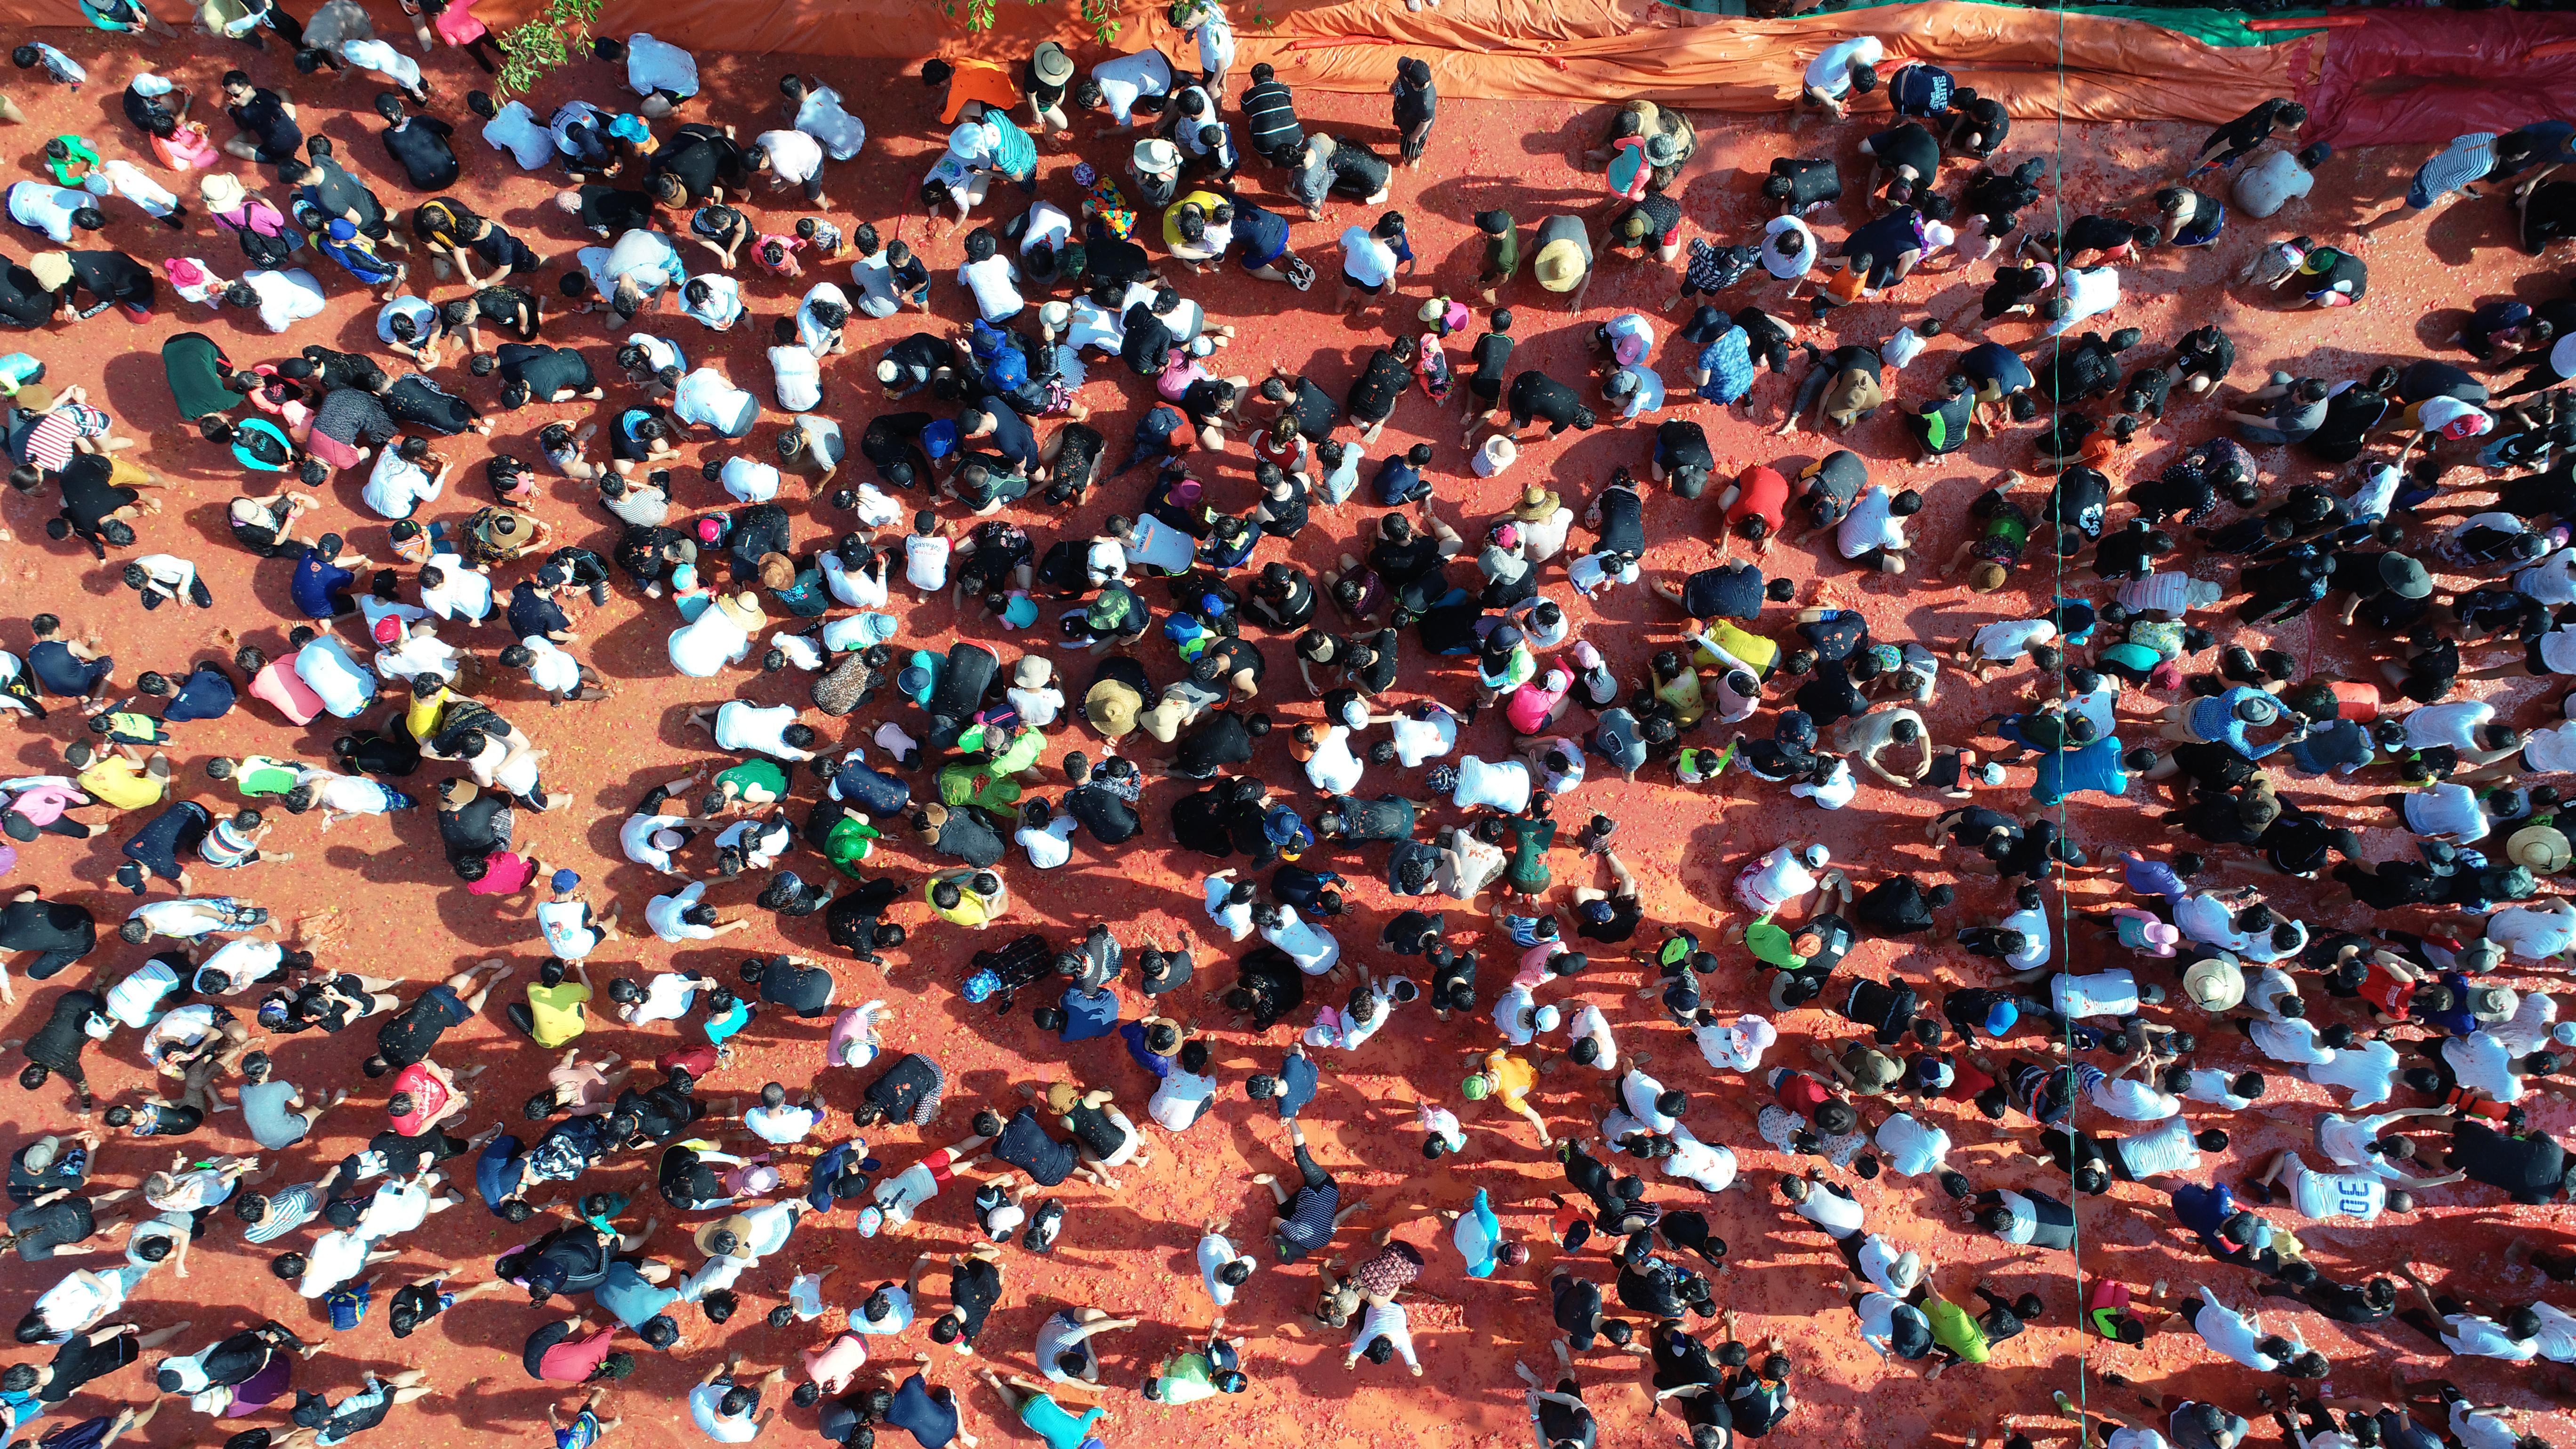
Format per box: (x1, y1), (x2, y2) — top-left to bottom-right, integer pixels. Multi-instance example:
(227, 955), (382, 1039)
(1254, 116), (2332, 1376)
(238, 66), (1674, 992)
(5, 0), (2566, 139)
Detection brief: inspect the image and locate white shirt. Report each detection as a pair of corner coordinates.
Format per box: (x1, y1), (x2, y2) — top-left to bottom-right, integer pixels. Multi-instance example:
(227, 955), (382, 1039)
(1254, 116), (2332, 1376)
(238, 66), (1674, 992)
(1793, 1182), (1865, 1238)
(2051, 968), (2138, 1019)
(242, 269), (327, 333)
(1836, 486), (1911, 559)
(1339, 226), (1397, 287)
(2305, 1038), (2398, 1107)
(339, 37), (423, 88)
(668, 610), (750, 678)
(2445, 1032), (2523, 1101)
(537, 898), (601, 959)
(713, 817), (791, 872)
(2192, 1290), (2278, 1369)
(295, 638), (375, 717)
(1802, 35), (1884, 96)
(360, 1177), (432, 1239)
(1968, 618), (2055, 661)
(1090, 49), (1174, 124)
(958, 255), (1023, 322)
(1007, 684), (1064, 728)
(2090, 1074), (2182, 1122)
(198, 937), (285, 992)
(1791, 757), (1855, 808)
(1351, 1300), (1418, 1368)
(1264, 908), (1340, 975)
(767, 347), (821, 414)
(630, 972), (699, 1026)
(647, 880), (714, 942)
(297, 1229), (370, 1296)
(9, 182), (87, 243)
(361, 451), (440, 519)
(1303, 727), (1364, 794)
(673, 367), (757, 435)
(1016, 815), (1076, 869)
(715, 702), (802, 758)
(2442, 1314), (2538, 1360)
(2058, 265), (2121, 325)
(744, 1102), (823, 1145)
(1664, 1126), (1737, 1193)
(794, 84), (865, 160)
(419, 552), (491, 621)
(626, 33), (700, 98)
(1148, 1066), (1218, 1131)
(1203, 876), (1253, 940)
(1196, 1232), (1247, 1305)
(522, 636), (582, 695)
(1695, 1014), (1777, 1072)
(1762, 215), (1817, 279)
(482, 99), (553, 168)
(621, 812), (689, 872)
(690, 1385), (762, 1444)
(80, 159), (176, 215)
(1874, 1112), (1949, 1176)
(2112, 1115), (2202, 1178)
(755, 129), (824, 184)
(719, 456), (782, 505)
(682, 274), (744, 330)
(2233, 148), (2314, 218)
(1389, 711), (1457, 767)
(1452, 755), (1531, 813)
(2401, 701), (2493, 750)
(903, 532), (951, 591)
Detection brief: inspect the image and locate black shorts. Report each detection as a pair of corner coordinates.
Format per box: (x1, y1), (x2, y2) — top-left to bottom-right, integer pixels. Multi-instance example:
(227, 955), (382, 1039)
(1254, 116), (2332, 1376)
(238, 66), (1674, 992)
(1470, 376), (1503, 402)
(1340, 272), (1385, 296)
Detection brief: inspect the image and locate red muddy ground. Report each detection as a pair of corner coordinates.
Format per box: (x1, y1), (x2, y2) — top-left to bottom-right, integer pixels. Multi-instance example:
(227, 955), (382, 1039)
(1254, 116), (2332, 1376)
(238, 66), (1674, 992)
(0, 24), (2569, 1449)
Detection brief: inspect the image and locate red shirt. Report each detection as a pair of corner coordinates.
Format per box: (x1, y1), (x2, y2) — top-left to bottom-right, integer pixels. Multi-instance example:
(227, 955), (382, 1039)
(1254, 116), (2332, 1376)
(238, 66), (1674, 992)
(538, 1327), (617, 1382)
(2356, 960), (2412, 1019)
(466, 851), (537, 897)
(2085, 1279), (2132, 1338)
(1727, 466), (1790, 534)
(1775, 1070), (1830, 1115)
(389, 1062), (450, 1136)
(1942, 1056), (1998, 1103)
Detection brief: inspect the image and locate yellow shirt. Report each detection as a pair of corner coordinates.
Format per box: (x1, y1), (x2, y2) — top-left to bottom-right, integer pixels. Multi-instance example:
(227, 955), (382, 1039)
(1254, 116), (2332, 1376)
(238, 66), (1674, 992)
(1161, 191), (1226, 250)
(927, 879), (995, 928)
(78, 756), (164, 811)
(1485, 1050), (1537, 1107)
(525, 982), (591, 1047)
(405, 686), (450, 743)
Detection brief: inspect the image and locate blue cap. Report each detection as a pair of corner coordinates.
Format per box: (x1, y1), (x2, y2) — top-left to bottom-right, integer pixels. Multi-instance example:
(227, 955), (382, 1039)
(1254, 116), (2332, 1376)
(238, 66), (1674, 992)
(552, 868), (580, 891)
(987, 350), (1028, 390)
(326, 217), (358, 241)
(1983, 998), (2020, 1036)
(922, 419), (959, 460)
(608, 113), (650, 143)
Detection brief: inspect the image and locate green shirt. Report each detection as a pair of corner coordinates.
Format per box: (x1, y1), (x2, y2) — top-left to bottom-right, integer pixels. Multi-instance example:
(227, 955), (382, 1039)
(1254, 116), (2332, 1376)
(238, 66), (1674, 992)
(1506, 816), (1556, 889)
(1483, 214), (1520, 280)
(1745, 919), (1801, 970)
(1923, 1294), (1989, 1362)
(235, 756), (301, 798)
(46, 135), (97, 188)
(716, 759), (787, 803)
(1154, 1352), (1220, 1406)
(823, 815), (880, 878)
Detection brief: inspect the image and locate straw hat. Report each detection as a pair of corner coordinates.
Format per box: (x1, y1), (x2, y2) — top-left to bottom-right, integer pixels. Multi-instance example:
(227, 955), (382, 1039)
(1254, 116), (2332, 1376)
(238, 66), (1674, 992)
(713, 590), (766, 632)
(1032, 42), (1075, 86)
(694, 1213), (759, 1260)
(1085, 678), (1141, 738)
(1533, 229), (1588, 292)
(2510, 824), (2571, 874)
(24, 253), (72, 294)
(199, 172), (248, 212)
(1510, 483), (1562, 521)
(2182, 953), (2246, 1013)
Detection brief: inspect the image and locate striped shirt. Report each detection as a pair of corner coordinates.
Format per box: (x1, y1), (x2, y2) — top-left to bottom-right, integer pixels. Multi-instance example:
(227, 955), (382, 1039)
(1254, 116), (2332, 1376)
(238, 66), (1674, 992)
(1276, 1179), (1340, 1260)
(2410, 133), (2498, 208)
(244, 1181), (322, 1244)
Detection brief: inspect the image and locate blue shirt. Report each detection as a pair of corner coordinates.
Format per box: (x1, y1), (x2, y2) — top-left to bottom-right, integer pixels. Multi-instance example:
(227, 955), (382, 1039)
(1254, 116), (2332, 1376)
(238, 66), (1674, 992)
(1275, 1052), (1320, 1119)
(596, 1260), (680, 1332)
(2171, 1181), (2265, 1259)
(1058, 984), (1120, 1042)
(2187, 686), (2288, 759)
(1695, 329), (1754, 404)
(475, 1133), (527, 1211)
(2119, 852), (2186, 901)
(2285, 718), (2372, 776)
(290, 549), (356, 619)
(2031, 737), (2128, 806)
(1371, 454), (1425, 506)
(163, 663), (237, 723)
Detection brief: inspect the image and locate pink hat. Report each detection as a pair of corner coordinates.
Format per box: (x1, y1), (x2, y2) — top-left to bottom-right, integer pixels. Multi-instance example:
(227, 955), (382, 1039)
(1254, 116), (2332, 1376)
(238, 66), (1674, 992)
(1490, 523), (1521, 549)
(2144, 922), (2180, 947)
(372, 615), (404, 644)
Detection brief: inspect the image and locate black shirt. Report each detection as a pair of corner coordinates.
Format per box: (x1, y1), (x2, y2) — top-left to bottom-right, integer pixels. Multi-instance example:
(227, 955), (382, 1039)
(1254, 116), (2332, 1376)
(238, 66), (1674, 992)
(383, 374), (477, 435)
(1281, 376), (1338, 439)
(1241, 80), (1302, 160)
(1508, 371), (1585, 431)
(576, 185), (655, 236)
(229, 88), (300, 155)
(498, 344), (594, 399)
(380, 115), (459, 191)
(41, 1328), (133, 1400)
(1658, 419), (1713, 472)
(1773, 156), (1840, 205)
(1063, 781), (1140, 845)
(506, 582), (571, 638)
(1866, 123), (1940, 182)
(756, 958), (836, 1016)
(63, 250), (152, 307)
(1470, 332), (1514, 389)
(373, 986), (468, 1069)
(1681, 564), (1763, 620)
(6, 1194), (93, 1262)
(1175, 712), (1254, 776)
(1855, 877), (1939, 935)
(24, 989), (104, 1072)
(866, 1054), (944, 1123)
(1346, 347), (1409, 423)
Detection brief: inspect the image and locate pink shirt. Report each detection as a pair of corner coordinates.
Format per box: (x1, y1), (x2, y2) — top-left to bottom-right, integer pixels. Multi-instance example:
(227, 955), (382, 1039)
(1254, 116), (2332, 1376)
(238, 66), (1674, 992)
(1513, 941), (1564, 988)
(803, 1331), (868, 1393)
(466, 852), (537, 896)
(1156, 359), (1209, 402)
(388, 1062), (450, 1136)
(249, 662), (323, 725)
(1504, 672), (1569, 734)
(433, 0), (487, 44)
(4, 783), (85, 826)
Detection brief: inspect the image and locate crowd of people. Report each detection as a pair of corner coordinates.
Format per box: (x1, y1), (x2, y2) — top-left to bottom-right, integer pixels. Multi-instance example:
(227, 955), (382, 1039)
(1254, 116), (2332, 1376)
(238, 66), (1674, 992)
(0, 5), (2568, 1449)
